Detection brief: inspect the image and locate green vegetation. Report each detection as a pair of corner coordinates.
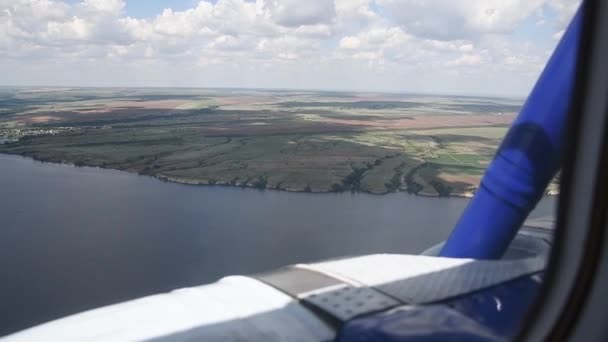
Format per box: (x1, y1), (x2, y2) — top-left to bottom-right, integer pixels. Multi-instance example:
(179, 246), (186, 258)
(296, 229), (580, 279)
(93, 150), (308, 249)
(0, 87), (541, 196)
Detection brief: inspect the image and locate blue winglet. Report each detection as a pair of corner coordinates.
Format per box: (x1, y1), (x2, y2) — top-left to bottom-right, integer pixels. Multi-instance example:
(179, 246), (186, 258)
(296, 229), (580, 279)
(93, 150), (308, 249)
(440, 7), (582, 259)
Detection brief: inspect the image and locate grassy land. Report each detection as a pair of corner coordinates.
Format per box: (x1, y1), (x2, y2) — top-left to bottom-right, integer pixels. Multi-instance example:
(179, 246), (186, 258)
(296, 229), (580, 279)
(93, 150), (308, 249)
(0, 87), (550, 196)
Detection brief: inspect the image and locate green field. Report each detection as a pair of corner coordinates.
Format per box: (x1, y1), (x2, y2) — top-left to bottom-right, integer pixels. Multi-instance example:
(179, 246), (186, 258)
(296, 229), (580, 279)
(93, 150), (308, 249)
(0, 87), (539, 196)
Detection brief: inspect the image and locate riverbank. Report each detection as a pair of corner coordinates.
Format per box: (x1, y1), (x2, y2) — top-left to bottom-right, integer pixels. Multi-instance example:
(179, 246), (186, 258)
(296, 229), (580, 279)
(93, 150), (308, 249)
(0, 88), (522, 199)
(0, 151), (558, 198)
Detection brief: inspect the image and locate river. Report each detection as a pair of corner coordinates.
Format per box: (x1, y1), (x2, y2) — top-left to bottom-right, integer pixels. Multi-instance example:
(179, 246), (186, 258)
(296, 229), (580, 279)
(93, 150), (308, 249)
(0, 153), (556, 335)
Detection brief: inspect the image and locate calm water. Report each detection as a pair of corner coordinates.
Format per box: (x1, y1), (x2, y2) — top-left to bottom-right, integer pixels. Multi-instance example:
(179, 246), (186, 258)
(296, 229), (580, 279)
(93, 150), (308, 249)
(0, 153), (556, 335)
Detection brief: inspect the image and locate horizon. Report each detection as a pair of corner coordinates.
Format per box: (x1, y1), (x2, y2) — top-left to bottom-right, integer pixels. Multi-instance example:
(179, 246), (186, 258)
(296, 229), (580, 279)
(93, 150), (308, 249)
(0, 84), (526, 100)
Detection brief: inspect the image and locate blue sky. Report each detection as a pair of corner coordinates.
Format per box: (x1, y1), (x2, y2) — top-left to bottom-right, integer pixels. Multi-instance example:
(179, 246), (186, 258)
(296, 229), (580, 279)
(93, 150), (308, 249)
(0, 0), (579, 96)
(62, 0), (203, 17)
(124, 0), (202, 18)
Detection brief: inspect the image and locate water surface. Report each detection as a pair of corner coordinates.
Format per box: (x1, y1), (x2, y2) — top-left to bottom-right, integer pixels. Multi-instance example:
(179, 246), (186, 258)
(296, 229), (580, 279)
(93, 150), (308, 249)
(0, 153), (555, 335)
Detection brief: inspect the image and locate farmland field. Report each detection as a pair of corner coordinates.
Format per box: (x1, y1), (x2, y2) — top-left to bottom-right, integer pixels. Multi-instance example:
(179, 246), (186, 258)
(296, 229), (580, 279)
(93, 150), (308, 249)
(0, 87), (556, 196)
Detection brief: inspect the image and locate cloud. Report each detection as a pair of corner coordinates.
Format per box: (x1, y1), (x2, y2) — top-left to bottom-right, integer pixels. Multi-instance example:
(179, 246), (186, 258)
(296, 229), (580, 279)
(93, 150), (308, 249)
(265, 0), (336, 27)
(459, 44), (474, 52)
(546, 0), (579, 41)
(334, 0), (380, 31)
(547, 0), (579, 30)
(377, 0), (546, 41)
(552, 29), (565, 41)
(0, 0), (582, 96)
(81, 0), (124, 14)
(339, 36), (360, 49)
(44, 16), (91, 41)
(446, 53), (483, 67)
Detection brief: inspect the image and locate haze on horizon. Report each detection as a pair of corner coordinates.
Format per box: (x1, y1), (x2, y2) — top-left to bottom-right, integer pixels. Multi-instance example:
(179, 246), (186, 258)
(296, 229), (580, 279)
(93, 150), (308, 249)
(0, 0), (579, 97)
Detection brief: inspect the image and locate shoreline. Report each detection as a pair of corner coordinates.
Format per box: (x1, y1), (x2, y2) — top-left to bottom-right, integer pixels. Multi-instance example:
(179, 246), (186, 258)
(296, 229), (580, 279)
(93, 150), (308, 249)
(0, 151), (559, 198)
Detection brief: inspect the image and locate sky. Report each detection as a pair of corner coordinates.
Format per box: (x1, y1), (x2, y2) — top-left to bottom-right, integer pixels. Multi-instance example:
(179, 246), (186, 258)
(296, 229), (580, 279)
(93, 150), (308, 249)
(0, 0), (579, 97)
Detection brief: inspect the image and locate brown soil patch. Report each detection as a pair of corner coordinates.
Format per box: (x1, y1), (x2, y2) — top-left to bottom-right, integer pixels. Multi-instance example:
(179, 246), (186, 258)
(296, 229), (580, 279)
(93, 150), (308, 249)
(28, 116), (60, 123)
(76, 100), (187, 114)
(214, 96), (269, 106)
(438, 172), (481, 185)
(316, 114), (516, 130)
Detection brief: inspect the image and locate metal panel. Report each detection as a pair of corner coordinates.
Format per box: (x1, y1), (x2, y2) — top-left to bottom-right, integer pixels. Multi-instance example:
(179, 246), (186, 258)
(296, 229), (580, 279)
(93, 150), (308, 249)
(254, 267), (400, 322)
(303, 254), (545, 304)
(300, 284), (400, 321)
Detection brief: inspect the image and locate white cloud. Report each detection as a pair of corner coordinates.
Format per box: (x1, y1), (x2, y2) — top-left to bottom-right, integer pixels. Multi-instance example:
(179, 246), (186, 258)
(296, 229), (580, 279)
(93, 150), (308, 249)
(446, 53), (483, 67)
(504, 55), (524, 65)
(265, 0), (336, 27)
(377, 0), (546, 40)
(547, 0), (579, 30)
(552, 29), (565, 41)
(0, 0), (582, 96)
(334, 0), (380, 32)
(81, 0), (124, 14)
(547, 0), (579, 41)
(44, 16), (91, 41)
(339, 36), (360, 49)
(459, 44), (474, 52)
